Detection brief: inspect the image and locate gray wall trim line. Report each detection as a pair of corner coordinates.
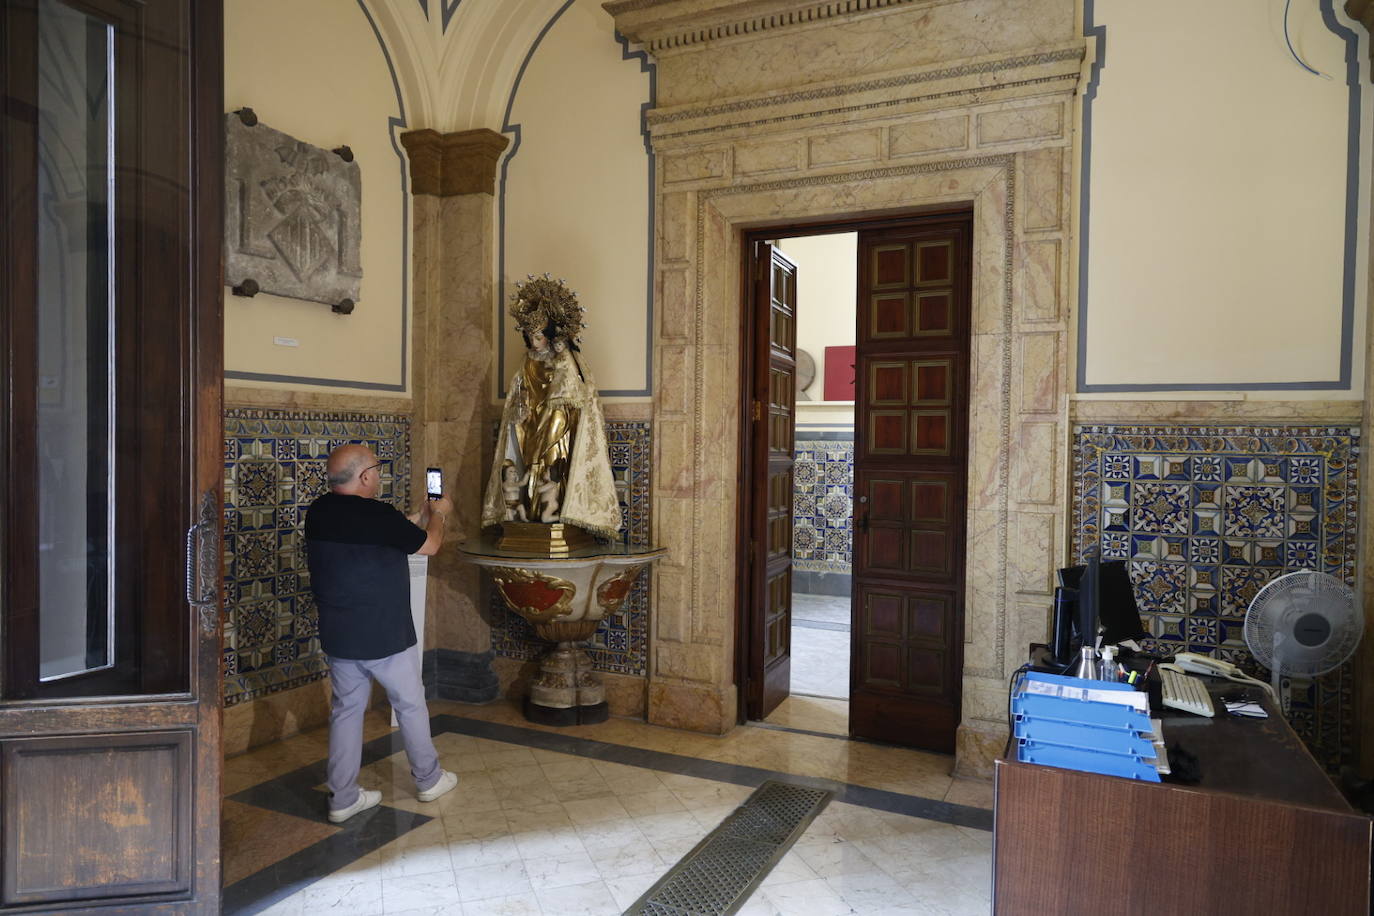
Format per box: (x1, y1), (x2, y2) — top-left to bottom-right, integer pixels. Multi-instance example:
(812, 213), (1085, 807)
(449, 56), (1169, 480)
(229, 3), (411, 395)
(1076, 0), (1361, 394)
(616, 28), (658, 402)
(497, 3), (656, 400)
(415, 0), (462, 33)
(224, 369), (407, 392)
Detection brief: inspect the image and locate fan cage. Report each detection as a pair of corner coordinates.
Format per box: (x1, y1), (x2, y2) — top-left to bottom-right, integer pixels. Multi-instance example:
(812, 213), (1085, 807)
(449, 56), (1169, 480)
(1244, 571), (1360, 677)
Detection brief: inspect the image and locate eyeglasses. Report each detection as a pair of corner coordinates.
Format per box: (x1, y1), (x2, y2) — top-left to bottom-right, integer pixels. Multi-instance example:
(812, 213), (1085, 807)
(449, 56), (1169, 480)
(360, 462), (383, 478)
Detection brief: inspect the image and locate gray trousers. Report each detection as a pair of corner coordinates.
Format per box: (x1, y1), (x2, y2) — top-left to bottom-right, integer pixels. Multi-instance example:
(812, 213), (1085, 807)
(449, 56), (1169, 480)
(326, 647), (441, 810)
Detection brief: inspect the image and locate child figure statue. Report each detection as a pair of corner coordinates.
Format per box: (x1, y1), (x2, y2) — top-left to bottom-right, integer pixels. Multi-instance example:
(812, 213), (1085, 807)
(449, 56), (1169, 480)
(535, 469), (561, 523)
(500, 460), (530, 522)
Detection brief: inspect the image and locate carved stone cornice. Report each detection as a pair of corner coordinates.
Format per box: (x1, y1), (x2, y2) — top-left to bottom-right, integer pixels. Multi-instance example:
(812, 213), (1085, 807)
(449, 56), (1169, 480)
(399, 128), (510, 196)
(606, 0), (947, 54)
(645, 43), (1085, 143)
(1346, 0), (1374, 76)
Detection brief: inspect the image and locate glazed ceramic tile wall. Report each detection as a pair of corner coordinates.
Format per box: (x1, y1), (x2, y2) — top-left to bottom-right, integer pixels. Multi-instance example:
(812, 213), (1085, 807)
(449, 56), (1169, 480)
(793, 435), (854, 576)
(490, 421), (653, 676)
(1072, 425), (1359, 770)
(222, 408), (412, 707)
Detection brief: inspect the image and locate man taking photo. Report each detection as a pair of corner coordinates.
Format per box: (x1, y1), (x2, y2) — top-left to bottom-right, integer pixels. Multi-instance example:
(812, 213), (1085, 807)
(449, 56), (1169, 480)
(306, 444), (458, 822)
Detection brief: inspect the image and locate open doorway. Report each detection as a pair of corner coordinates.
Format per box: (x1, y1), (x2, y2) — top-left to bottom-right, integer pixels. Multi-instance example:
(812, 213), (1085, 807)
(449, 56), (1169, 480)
(771, 234), (856, 731)
(763, 234), (846, 736)
(739, 211), (972, 754)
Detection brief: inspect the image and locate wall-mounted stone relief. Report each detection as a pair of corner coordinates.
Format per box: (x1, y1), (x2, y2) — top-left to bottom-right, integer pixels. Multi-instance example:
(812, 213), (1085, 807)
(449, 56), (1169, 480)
(224, 111), (362, 312)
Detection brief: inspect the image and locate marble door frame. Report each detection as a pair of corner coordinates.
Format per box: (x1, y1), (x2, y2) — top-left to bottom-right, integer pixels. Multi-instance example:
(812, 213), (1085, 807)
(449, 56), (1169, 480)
(650, 148), (1073, 775)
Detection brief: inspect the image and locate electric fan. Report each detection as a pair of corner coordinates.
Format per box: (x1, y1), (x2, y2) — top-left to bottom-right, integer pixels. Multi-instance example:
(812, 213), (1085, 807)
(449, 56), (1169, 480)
(1244, 571), (1362, 716)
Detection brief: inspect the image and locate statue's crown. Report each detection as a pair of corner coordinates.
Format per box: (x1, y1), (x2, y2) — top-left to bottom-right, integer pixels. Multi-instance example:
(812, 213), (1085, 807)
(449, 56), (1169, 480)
(509, 274), (585, 345)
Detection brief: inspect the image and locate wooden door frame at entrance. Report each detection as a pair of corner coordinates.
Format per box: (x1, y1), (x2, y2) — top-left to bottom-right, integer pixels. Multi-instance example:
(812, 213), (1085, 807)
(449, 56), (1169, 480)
(733, 205), (975, 727)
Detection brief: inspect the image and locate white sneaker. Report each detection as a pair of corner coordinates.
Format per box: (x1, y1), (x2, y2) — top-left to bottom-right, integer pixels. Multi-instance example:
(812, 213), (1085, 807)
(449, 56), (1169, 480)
(416, 769), (458, 802)
(328, 788), (382, 823)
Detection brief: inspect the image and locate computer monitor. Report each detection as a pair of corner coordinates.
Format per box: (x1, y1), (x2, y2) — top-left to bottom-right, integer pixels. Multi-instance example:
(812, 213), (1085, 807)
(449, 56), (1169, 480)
(1056, 559), (1146, 646)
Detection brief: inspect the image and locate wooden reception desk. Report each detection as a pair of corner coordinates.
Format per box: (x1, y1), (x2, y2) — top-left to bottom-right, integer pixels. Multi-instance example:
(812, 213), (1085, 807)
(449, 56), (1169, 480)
(993, 693), (1371, 915)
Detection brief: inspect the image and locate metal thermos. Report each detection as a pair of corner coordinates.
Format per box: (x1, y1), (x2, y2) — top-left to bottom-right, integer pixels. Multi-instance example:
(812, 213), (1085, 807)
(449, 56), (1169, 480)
(1072, 645), (1099, 680)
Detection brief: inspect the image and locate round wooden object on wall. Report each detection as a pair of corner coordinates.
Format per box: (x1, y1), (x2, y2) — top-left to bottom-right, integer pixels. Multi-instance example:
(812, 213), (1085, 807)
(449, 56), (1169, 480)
(796, 348), (816, 400)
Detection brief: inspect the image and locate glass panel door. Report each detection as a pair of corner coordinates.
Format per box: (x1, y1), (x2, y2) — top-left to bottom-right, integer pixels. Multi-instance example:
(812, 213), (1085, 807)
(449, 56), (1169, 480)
(35, 0), (116, 681)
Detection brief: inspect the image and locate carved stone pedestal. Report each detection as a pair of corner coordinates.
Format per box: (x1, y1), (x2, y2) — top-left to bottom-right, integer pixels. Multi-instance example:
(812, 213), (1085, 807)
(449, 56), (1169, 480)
(525, 618), (607, 725)
(459, 538), (665, 725)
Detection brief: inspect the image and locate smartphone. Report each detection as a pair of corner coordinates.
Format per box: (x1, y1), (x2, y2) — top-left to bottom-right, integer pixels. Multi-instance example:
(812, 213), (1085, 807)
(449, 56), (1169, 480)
(425, 467), (443, 500)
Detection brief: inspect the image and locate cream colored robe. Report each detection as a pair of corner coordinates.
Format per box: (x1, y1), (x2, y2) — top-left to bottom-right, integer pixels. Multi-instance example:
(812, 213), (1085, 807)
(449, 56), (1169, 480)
(482, 349), (622, 540)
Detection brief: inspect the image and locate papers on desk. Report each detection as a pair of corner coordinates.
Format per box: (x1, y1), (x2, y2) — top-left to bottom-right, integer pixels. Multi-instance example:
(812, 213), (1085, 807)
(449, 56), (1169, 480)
(1149, 718), (1171, 775)
(1019, 672), (1149, 712)
(1223, 699), (1269, 718)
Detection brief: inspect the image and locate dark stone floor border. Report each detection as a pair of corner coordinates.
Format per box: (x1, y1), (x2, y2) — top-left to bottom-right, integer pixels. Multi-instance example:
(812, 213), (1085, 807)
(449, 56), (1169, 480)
(222, 712), (991, 914)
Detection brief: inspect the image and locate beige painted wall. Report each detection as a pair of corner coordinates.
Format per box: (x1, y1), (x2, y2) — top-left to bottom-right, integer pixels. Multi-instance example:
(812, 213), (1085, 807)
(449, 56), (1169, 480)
(778, 232), (857, 396)
(499, 0), (653, 399)
(224, 0), (409, 394)
(777, 233), (857, 430)
(1079, 0), (1369, 394)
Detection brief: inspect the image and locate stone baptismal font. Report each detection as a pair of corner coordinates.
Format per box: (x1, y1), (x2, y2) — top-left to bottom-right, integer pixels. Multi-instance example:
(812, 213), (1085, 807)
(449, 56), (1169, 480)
(461, 277), (663, 725)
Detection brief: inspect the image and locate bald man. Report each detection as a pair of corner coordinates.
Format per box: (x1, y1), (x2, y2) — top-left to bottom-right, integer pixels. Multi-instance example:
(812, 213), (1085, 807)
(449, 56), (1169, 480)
(305, 444), (458, 822)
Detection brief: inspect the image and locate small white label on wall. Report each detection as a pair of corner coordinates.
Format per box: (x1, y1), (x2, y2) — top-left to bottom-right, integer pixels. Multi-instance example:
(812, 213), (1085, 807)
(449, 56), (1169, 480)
(273, 337), (300, 348)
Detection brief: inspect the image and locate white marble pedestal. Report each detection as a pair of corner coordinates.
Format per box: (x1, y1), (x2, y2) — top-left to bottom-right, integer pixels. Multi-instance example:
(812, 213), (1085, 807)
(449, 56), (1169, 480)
(459, 538), (665, 725)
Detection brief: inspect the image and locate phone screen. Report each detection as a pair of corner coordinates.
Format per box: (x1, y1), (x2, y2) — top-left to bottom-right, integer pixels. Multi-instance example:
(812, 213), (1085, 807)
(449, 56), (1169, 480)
(426, 467), (443, 499)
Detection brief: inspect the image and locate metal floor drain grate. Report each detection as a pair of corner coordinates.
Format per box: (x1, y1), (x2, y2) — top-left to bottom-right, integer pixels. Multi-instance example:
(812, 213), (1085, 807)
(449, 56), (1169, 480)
(623, 780), (833, 916)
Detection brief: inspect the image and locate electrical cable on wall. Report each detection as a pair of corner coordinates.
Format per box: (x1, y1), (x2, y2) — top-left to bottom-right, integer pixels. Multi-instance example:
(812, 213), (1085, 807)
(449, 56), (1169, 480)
(1284, 0), (1332, 79)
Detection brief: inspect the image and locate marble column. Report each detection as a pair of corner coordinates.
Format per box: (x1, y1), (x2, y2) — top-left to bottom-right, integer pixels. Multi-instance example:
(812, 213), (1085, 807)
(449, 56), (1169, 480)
(400, 128), (509, 703)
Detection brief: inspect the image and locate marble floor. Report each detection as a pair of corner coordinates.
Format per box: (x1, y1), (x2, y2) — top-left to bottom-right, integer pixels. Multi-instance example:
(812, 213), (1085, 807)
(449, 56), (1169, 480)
(223, 699), (994, 915)
(762, 694), (850, 738)
(792, 593), (852, 700)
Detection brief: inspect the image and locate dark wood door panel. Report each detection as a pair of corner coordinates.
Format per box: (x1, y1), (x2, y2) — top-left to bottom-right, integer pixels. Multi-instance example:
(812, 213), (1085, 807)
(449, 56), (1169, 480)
(746, 243), (798, 720)
(856, 640), (949, 696)
(0, 699), (199, 737)
(859, 353), (966, 463)
(2, 731), (192, 905)
(0, 0), (223, 909)
(856, 469), (961, 582)
(855, 583), (958, 647)
(851, 216), (971, 752)
(851, 689), (959, 754)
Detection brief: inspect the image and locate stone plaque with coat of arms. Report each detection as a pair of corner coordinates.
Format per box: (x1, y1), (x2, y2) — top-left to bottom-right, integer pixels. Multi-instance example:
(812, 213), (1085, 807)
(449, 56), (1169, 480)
(224, 114), (362, 308)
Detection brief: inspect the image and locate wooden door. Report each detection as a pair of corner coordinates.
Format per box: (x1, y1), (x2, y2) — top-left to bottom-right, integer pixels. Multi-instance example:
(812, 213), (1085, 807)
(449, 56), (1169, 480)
(0, 0), (223, 910)
(744, 243), (798, 719)
(850, 216), (971, 752)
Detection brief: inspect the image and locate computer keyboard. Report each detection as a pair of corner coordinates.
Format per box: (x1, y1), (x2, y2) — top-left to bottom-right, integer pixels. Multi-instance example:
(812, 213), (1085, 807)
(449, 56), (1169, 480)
(1160, 668), (1214, 717)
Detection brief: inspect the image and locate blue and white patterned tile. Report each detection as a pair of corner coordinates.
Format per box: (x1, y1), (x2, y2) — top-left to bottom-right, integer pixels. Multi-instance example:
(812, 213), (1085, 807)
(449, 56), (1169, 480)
(792, 436), (853, 574)
(1073, 424), (1360, 772)
(222, 407), (411, 708)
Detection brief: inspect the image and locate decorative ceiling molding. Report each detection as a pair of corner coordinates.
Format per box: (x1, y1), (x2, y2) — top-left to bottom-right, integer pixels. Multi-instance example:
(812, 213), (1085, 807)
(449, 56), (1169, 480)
(606, 0), (960, 54)
(1345, 0), (1374, 75)
(362, 0), (570, 131)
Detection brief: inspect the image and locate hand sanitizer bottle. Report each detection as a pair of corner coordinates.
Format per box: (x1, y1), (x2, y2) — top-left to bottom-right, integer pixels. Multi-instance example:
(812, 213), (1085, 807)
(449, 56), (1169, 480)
(1098, 645), (1117, 681)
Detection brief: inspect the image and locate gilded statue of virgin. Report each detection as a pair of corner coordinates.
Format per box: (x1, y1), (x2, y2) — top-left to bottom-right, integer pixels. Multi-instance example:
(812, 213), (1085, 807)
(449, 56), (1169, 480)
(481, 276), (621, 542)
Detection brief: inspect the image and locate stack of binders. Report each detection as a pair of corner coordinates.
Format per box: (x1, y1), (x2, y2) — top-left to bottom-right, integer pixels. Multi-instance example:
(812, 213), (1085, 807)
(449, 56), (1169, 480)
(1011, 671), (1162, 782)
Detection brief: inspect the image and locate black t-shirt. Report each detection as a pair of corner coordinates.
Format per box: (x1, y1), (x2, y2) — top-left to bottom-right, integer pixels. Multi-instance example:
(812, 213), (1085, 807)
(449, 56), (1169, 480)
(305, 492), (427, 660)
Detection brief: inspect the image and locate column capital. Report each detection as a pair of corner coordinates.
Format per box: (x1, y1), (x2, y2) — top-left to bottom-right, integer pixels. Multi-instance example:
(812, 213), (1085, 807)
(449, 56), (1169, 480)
(399, 128), (510, 197)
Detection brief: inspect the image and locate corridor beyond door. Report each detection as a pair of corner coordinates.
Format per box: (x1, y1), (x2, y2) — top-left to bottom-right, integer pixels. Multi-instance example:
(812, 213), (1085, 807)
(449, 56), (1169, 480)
(780, 233), (858, 704)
